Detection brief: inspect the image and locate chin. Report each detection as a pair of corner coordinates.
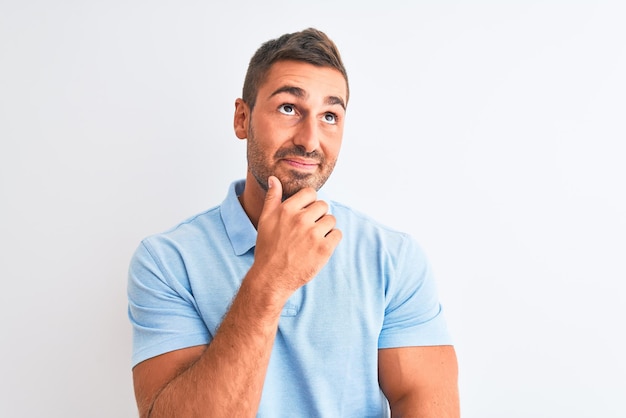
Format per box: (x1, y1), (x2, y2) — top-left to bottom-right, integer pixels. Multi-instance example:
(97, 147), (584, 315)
(282, 177), (325, 197)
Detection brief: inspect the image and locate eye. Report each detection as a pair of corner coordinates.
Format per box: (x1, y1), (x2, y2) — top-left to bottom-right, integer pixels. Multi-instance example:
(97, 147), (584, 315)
(278, 104), (296, 115)
(322, 112), (337, 124)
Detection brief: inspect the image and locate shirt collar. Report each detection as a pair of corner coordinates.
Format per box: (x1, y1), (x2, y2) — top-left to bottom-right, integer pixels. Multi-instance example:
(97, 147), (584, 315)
(220, 179), (257, 256)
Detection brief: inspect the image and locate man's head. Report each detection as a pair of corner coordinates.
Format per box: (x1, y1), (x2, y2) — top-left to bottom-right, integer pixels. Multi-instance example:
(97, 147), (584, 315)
(242, 28), (349, 111)
(234, 28), (349, 201)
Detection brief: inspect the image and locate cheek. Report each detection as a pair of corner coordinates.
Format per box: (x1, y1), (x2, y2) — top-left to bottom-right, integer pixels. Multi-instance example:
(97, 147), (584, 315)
(323, 133), (343, 159)
(253, 119), (292, 148)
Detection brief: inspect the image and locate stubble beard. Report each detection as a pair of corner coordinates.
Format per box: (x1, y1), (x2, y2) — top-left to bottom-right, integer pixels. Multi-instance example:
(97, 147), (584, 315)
(246, 126), (336, 200)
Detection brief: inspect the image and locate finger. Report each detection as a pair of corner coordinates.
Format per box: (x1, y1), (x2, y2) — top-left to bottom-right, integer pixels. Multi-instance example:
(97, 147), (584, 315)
(282, 187), (318, 211)
(261, 175), (283, 215)
(312, 213), (338, 236)
(321, 227), (343, 254)
(324, 228), (342, 244)
(300, 199), (330, 223)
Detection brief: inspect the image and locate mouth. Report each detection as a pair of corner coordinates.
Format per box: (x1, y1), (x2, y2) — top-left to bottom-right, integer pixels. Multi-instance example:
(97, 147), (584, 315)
(282, 158), (319, 171)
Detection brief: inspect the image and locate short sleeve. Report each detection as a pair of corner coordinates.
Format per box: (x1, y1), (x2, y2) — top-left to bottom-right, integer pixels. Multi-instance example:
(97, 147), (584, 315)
(378, 235), (453, 349)
(127, 239), (209, 367)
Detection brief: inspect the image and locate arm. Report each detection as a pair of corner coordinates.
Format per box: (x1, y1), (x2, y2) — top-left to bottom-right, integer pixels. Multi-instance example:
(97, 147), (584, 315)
(378, 345), (459, 418)
(132, 176), (342, 418)
(132, 274), (284, 418)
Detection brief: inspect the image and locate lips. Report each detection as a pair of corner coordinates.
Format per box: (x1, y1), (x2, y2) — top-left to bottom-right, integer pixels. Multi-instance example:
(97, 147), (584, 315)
(282, 158), (319, 170)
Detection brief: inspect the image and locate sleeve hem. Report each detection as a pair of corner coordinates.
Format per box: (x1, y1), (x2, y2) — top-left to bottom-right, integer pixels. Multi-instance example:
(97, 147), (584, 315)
(132, 333), (209, 368)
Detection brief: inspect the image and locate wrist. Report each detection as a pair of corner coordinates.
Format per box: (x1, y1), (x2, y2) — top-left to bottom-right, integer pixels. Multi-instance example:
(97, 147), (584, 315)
(239, 265), (292, 317)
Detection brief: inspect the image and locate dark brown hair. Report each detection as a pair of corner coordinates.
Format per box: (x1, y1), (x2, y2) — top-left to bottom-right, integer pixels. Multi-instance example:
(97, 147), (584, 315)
(242, 28), (349, 109)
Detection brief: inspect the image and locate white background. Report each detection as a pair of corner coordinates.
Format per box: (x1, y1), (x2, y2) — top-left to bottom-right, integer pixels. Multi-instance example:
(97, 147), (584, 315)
(1, 1), (625, 417)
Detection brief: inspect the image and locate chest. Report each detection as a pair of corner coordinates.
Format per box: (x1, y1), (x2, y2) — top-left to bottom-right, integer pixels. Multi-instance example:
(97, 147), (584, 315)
(187, 249), (386, 344)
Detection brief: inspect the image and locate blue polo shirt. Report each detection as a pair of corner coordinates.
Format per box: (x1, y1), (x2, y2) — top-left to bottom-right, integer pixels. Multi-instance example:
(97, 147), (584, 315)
(128, 179), (452, 417)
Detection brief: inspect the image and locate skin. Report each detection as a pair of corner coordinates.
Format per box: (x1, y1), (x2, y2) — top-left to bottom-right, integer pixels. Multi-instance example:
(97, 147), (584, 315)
(235, 60), (346, 226)
(132, 60), (459, 417)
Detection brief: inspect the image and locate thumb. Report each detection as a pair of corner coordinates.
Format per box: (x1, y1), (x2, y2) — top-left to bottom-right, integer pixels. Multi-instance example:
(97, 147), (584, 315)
(262, 175), (283, 213)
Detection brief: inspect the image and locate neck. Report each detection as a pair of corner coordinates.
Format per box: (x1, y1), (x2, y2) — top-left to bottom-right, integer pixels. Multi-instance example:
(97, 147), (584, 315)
(238, 171), (267, 229)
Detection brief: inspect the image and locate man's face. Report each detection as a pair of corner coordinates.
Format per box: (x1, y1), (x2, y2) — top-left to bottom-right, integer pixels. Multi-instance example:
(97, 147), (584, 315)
(239, 60), (347, 199)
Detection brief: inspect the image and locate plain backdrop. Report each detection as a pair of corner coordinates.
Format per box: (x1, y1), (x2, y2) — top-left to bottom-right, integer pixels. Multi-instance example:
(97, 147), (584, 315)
(1, 1), (625, 417)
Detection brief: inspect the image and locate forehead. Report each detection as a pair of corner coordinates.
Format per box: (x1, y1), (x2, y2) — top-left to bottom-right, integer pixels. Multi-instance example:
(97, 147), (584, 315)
(259, 60), (348, 104)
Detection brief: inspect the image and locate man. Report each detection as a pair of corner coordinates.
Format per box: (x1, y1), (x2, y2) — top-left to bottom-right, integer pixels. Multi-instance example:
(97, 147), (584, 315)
(128, 28), (459, 417)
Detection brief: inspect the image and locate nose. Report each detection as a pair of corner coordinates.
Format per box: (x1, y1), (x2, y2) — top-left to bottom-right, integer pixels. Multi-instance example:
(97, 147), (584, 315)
(293, 115), (320, 153)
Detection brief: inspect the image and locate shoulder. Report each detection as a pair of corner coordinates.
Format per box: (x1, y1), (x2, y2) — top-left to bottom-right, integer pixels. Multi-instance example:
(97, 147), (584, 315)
(132, 205), (224, 265)
(330, 200), (414, 246)
(328, 200), (429, 269)
(146, 205), (221, 243)
(140, 177), (245, 247)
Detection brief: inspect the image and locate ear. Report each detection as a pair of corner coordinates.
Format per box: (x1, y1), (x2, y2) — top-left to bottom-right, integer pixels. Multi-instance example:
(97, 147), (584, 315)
(233, 98), (250, 140)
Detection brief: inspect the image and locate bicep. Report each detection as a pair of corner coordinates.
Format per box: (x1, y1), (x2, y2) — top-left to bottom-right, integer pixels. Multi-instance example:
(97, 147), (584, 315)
(378, 345), (459, 417)
(132, 345), (206, 418)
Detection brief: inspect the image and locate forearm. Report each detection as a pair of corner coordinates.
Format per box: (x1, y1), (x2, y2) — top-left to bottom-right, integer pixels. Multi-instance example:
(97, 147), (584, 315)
(140, 181), (340, 417)
(147, 274), (287, 418)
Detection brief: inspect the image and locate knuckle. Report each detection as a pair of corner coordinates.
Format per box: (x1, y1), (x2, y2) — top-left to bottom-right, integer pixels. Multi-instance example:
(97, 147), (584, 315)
(294, 212), (308, 227)
(318, 239), (336, 256)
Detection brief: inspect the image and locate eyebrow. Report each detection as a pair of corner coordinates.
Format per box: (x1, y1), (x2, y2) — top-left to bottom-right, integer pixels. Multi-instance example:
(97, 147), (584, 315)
(269, 85), (346, 110)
